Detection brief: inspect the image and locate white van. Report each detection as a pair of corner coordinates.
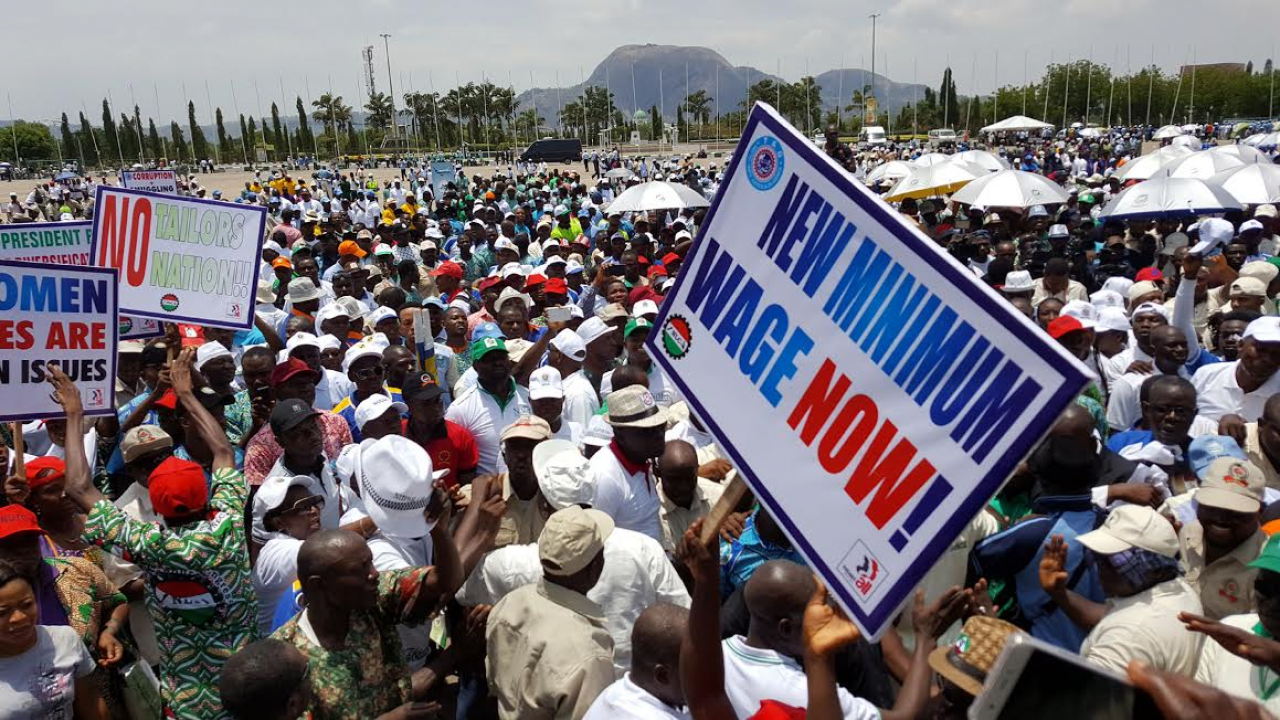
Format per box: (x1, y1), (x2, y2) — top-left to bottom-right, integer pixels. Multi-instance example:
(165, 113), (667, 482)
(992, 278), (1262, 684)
(859, 126), (888, 147)
(928, 128), (958, 148)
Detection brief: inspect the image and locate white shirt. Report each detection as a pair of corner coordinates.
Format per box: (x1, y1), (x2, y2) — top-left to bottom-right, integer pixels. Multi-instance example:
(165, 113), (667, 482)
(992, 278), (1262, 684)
(590, 446), (662, 541)
(253, 537), (303, 633)
(562, 370), (601, 429)
(552, 419), (585, 446)
(314, 368), (354, 412)
(0, 626), (95, 719)
(584, 674), (690, 720)
(1194, 613), (1280, 714)
(600, 365), (681, 408)
(721, 635), (880, 720)
(1106, 367), (1188, 432)
(1080, 577), (1204, 676)
(457, 526), (689, 675)
(368, 531), (436, 670)
(1194, 361), (1280, 423)
(445, 381), (532, 475)
(1103, 344), (1154, 391)
(262, 456), (363, 537)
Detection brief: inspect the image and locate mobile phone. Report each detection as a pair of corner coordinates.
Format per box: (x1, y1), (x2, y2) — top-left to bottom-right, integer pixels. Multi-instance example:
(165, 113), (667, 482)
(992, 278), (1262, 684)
(606, 264), (627, 277)
(969, 633), (1160, 720)
(546, 306), (572, 324)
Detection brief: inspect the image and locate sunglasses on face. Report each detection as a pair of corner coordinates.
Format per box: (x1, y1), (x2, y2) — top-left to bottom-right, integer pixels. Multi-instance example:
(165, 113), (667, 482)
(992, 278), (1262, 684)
(352, 365), (385, 381)
(280, 495), (325, 516)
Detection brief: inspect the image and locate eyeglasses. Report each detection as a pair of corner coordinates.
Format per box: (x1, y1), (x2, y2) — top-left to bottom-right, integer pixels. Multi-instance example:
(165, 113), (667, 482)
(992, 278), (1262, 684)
(1146, 403), (1194, 419)
(352, 365), (385, 381)
(280, 495), (325, 515)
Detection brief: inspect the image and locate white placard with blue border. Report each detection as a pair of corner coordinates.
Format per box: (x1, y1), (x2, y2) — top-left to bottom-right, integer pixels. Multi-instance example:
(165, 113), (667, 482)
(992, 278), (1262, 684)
(121, 170), (178, 194)
(647, 102), (1089, 639)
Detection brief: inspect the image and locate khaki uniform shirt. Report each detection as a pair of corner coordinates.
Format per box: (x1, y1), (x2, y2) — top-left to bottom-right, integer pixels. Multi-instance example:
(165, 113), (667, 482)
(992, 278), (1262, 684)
(1180, 522), (1266, 620)
(495, 474), (546, 549)
(486, 580), (616, 720)
(1081, 578), (1204, 676)
(1245, 423), (1280, 490)
(656, 479), (724, 554)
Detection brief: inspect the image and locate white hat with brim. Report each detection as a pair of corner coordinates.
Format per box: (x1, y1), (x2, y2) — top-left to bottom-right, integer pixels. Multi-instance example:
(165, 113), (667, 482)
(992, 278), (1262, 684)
(287, 278), (323, 304)
(251, 474), (323, 542)
(357, 435), (447, 539)
(1076, 504), (1179, 558)
(533, 439), (593, 510)
(1197, 457), (1265, 513)
(355, 393), (408, 431)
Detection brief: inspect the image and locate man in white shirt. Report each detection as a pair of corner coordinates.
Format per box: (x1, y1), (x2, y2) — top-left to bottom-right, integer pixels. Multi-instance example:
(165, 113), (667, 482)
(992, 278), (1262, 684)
(584, 604), (691, 720)
(589, 386), (667, 540)
(1042, 504), (1205, 675)
(529, 366), (584, 446)
(1107, 325), (1191, 433)
(548, 329), (600, 429)
(1194, 316), (1280, 425)
(445, 337), (531, 474)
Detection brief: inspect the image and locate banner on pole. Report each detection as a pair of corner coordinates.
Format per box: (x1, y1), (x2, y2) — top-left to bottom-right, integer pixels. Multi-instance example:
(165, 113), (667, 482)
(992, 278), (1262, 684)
(0, 222), (160, 339)
(0, 260), (118, 422)
(121, 170), (178, 194)
(647, 103), (1088, 639)
(431, 161), (456, 200)
(90, 186), (267, 329)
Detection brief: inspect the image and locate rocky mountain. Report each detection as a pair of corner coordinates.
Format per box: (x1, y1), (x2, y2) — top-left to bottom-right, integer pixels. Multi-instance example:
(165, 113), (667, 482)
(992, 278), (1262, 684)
(516, 44), (928, 129)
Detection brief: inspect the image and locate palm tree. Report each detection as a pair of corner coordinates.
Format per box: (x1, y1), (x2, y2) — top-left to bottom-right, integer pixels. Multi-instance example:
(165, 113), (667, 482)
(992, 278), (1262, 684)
(516, 109), (545, 143)
(682, 90), (712, 125)
(364, 92), (394, 130)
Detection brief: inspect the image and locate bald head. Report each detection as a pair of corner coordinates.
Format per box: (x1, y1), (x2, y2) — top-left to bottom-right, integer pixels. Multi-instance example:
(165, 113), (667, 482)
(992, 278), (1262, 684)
(631, 603), (689, 674)
(297, 529), (366, 581)
(610, 365), (649, 392)
(744, 560), (815, 658)
(1052, 403), (1095, 441)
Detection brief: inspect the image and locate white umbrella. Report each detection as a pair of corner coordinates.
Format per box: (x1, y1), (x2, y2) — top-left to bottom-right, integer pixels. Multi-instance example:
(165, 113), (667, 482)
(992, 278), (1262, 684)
(1248, 132), (1280, 149)
(1181, 123), (1200, 132)
(864, 160), (914, 186)
(1210, 163), (1280, 205)
(1170, 135), (1202, 150)
(911, 152), (951, 167)
(1160, 151), (1247, 180)
(1078, 127), (1102, 138)
(1099, 175), (1244, 219)
(1113, 145), (1195, 182)
(1208, 144), (1269, 164)
(980, 115), (1055, 133)
(883, 161), (985, 201)
(605, 180), (709, 213)
(951, 150), (1012, 172)
(1152, 125), (1186, 140)
(1243, 133), (1269, 147)
(604, 167), (635, 180)
(950, 169), (1070, 209)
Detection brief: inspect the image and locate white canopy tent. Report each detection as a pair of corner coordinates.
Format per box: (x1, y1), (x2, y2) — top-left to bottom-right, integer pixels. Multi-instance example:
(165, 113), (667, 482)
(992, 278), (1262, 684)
(980, 115), (1055, 134)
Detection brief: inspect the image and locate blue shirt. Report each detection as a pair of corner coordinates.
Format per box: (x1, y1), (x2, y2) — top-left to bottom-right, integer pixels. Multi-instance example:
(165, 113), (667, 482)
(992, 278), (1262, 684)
(332, 388), (405, 442)
(719, 511), (806, 599)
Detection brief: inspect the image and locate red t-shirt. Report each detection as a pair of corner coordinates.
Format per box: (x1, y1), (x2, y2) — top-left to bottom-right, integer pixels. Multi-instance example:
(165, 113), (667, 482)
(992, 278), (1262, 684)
(406, 420), (479, 486)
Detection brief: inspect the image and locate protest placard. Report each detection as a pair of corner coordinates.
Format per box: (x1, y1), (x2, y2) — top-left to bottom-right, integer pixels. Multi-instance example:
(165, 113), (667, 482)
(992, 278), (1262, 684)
(0, 260), (118, 422)
(0, 222), (162, 339)
(122, 169), (178, 194)
(647, 103), (1089, 639)
(90, 186), (267, 330)
(431, 161), (456, 200)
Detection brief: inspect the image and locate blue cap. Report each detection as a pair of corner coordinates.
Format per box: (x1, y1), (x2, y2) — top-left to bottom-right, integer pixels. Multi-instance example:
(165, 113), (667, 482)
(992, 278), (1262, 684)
(1189, 435), (1248, 480)
(472, 321), (503, 342)
(422, 296), (446, 311)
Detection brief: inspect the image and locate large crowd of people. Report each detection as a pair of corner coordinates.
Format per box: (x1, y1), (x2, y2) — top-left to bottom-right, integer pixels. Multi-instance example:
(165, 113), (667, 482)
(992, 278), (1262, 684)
(0, 118), (1279, 720)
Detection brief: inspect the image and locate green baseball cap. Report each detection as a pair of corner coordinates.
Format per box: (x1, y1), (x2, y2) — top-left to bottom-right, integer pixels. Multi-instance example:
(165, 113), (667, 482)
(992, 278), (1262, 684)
(1250, 534), (1280, 575)
(471, 336), (508, 362)
(624, 317), (653, 339)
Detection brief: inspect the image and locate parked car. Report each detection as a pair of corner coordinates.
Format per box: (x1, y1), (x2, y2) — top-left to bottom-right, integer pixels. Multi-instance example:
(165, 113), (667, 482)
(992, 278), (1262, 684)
(928, 128), (958, 148)
(859, 126), (888, 148)
(519, 138), (583, 163)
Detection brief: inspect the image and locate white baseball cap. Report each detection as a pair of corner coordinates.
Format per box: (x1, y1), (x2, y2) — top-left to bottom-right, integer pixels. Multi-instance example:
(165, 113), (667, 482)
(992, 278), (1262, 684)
(342, 333), (391, 373)
(355, 393), (407, 432)
(286, 331), (322, 354)
(1244, 316), (1280, 344)
(1076, 504), (1179, 558)
(1097, 307), (1131, 333)
(581, 414), (614, 448)
(529, 366), (565, 400)
(194, 341), (231, 372)
(576, 317), (614, 346)
(550, 329), (587, 362)
(356, 435), (447, 538)
(533, 439), (592, 510)
(251, 474), (323, 542)
(1061, 300), (1098, 328)
(500, 262), (525, 278)
(366, 305), (397, 327)
(632, 299), (660, 318)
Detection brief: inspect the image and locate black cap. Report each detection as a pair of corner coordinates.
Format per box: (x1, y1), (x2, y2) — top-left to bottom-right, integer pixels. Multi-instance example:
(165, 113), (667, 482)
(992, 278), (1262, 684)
(270, 398), (319, 435)
(401, 372), (445, 404)
(194, 387), (235, 411)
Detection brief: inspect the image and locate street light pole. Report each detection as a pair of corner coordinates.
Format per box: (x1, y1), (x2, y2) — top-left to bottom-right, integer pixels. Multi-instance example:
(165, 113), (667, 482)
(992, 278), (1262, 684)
(869, 13), (880, 125)
(381, 33), (397, 142)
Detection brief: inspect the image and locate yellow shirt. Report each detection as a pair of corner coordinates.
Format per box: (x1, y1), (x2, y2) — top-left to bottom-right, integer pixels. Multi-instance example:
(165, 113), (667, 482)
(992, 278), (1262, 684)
(486, 580), (616, 720)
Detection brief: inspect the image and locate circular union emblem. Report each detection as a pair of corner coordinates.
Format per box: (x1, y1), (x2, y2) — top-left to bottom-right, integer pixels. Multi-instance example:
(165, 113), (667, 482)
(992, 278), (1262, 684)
(746, 135), (785, 191)
(160, 293), (180, 312)
(662, 315), (692, 360)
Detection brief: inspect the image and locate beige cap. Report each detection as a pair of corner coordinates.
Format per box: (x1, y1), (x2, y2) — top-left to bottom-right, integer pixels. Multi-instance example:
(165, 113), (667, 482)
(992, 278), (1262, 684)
(539, 506), (611, 577)
(1197, 458), (1265, 513)
(1230, 277), (1268, 298)
(118, 339), (147, 355)
(605, 386), (669, 429)
(120, 425), (173, 463)
(1077, 504), (1179, 557)
(1240, 261), (1280, 286)
(1127, 280), (1161, 304)
(500, 415), (553, 443)
(596, 303), (629, 322)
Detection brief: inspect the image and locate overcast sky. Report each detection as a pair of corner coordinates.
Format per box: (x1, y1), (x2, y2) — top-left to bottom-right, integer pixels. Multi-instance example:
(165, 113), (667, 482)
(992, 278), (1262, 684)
(8, 0), (1276, 124)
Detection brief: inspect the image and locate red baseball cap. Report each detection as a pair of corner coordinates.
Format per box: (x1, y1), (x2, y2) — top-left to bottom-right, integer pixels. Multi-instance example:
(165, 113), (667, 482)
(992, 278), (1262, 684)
(661, 252), (682, 266)
(478, 276), (503, 292)
(270, 357), (320, 386)
(0, 505), (41, 540)
(25, 456), (66, 489)
(648, 265), (669, 280)
(429, 261), (464, 279)
(1047, 315), (1086, 339)
(544, 278), (568, 295)
(525, 273), (547, 288)
(1135, 267), (1164, 282)
(148, 457), (209, 519)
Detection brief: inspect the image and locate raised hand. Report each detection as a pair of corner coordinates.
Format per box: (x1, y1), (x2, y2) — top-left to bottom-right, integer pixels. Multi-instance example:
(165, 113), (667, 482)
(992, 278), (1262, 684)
(803, 576), (862, 659)
(1039, 534), (1070, 597)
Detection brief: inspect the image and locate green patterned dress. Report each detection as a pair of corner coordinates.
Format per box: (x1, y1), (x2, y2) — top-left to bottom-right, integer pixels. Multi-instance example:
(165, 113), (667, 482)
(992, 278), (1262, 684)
(82, 468), (257, 720)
